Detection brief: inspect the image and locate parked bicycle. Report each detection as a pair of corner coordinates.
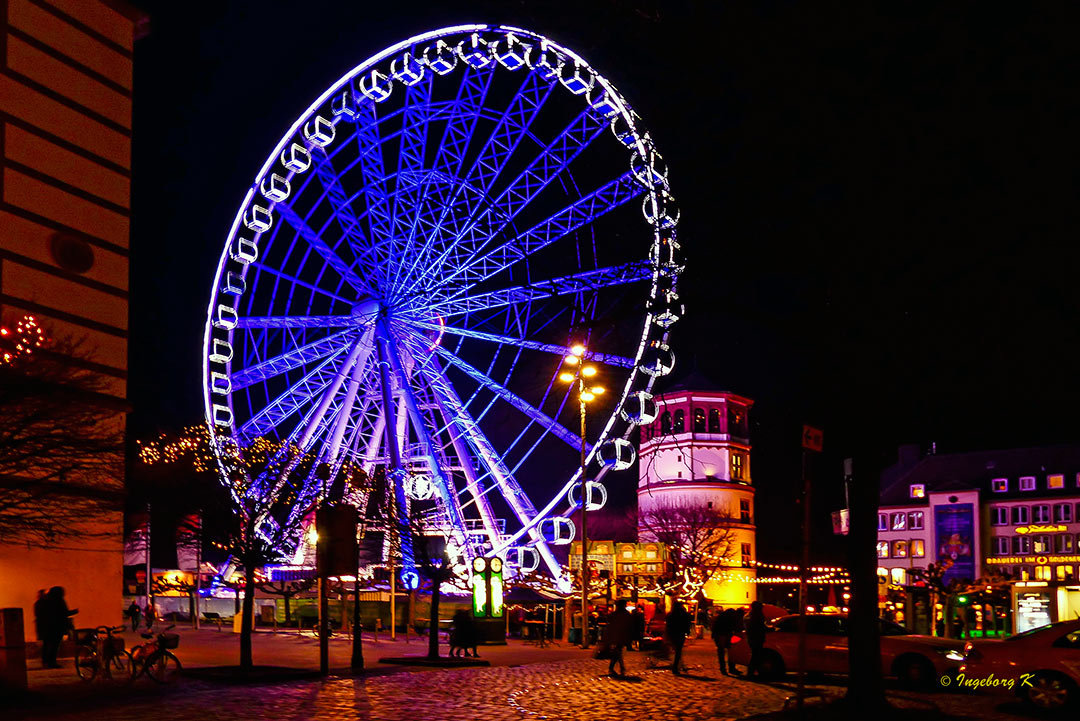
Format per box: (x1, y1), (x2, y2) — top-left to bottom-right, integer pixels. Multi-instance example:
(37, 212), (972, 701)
(128, 624), (182, 683)
(74, 626), (130, 681)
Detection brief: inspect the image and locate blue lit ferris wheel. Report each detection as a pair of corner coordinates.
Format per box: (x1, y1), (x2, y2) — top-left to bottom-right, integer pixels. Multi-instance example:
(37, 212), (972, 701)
(202, 25), (682, 592)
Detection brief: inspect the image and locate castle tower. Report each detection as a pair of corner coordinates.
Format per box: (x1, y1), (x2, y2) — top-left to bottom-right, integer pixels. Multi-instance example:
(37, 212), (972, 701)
(637, 375), (756, 606)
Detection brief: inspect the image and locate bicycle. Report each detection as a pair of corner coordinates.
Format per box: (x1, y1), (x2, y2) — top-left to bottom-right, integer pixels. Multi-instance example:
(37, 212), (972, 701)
(128, 624), (182, 683)
(74, 626), (131, 681)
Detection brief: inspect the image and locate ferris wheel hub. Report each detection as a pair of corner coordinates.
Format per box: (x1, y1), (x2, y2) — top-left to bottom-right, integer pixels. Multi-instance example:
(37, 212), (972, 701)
(351, 297), (381, 322)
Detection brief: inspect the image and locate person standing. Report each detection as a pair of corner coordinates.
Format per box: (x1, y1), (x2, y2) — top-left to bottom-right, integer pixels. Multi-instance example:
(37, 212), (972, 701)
(711, 608), (743, 676)
(33, 590), (47, 665)
(746, 601), (767, 679)
(665, 600), (692, 675)
(144, 600), (157, 631)
(604, 600), (632, 677)
(41, 587), (77, 669)
(125, 601), (141, 632)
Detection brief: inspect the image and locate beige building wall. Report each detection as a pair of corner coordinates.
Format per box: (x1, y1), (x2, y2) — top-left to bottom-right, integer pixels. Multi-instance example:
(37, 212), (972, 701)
(0, 0), (145, 632)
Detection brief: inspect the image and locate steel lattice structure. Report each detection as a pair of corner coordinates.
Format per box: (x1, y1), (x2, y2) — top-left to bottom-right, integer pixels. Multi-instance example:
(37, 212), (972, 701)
(202, 25), (683, 592)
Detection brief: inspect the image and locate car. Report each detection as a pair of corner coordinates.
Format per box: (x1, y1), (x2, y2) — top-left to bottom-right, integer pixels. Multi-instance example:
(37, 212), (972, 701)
(958, 619), (1080, 711)
(728, 612), (966, 687)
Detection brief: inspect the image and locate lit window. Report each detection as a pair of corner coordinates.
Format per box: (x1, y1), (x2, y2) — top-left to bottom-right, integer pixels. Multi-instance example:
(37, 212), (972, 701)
(890, 568), (907, 585)
(741, 542), (752, 566)
(991, 507), (1009, 526)
(877, 567), (889, 582)
(596, 544), (607, 553)
(1057, 535), (1075, 554)
(910, 539), (925, 557)
(740, 499), (751, 523)
(660, 411), (672, 434)
(1019, 476), (1036, 491)
(1056, 565), (1074, 581)
(908, 511), (924, 530)
(1035, 565), (1052, 581)
(673, 410), (685, 433)
(731, 454), (745, 481)
(1033, 505), (1051, 524)
(622, 547), (634, 559)
(708, 408), (721, 433)
(1033, 535), (1052, 553)
(877, 513), (888, 531)
(909, 484), (925, 499)
(991, 478), (1008, 493)
(1047, 474), (1064, 489)
(645, 547), (657, 559)
(876, 541), (889, 558)
(623, 564), (634, 573)
(693, 408), (706, 433)
(891, 513), (906, 531)
(993, 537), (1010, 555)
(1013, 536), (1031, 554)
(1054, 504), (1072, 523)
(1012, 506), (1030, 525)
(893, 540), (908, 558)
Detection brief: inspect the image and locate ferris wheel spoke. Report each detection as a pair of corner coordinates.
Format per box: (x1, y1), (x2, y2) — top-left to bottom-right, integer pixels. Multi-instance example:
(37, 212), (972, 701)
(293, 332), (375, 451)
(409, 320), (635, 368)
(236, 315), (357, 329)
(247, 262), (353, 304)
(408, 107), (609, 299)
(309, 140), (376, 282)
(433, 171), (645, 301)
(275, 201), (369, 293)
(323, 342), (375, 464)
(231, 329), (358, 390)
(423, 261), (651, 319)
(393, 65), (498, 297)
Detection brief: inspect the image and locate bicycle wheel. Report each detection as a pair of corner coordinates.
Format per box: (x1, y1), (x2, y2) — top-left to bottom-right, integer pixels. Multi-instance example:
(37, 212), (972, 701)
(145, 650), (182, 684)
(110, 648), (134, 680)
(74, 646), (98, 681)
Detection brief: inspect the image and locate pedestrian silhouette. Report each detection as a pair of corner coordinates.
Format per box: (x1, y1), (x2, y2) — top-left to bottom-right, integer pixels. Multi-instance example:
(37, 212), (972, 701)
(711, 607), (743, 676)
(665, 600), (692, 675)
(126, 601), (141, 632)
(746, 601), (767, 679)
(604, 600), (632, 677)
(40, 587), (77, 669)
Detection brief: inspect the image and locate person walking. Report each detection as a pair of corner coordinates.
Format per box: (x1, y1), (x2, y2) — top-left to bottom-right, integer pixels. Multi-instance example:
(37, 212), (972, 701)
(144, 600), (157, 631)
(40, 587), (77, 669)
(746, 601), (767, 679)
(33, 590), (47, 665)
(125, 601), (141, 632)
(604, 600), (632, 677)
(665, 600), (692, 675)
(711, 608), (743, 676)
(449, 608), (469, 657)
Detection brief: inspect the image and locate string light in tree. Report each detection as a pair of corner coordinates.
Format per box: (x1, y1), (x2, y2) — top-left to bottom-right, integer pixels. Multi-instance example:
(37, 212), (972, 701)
(0, 314), (46, 366)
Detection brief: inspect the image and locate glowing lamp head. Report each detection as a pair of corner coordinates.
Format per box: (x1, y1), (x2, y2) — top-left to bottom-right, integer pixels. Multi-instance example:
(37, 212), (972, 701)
(582, 365), (597, 377)
(581, 391), (596, 402)
(563, 355), (579, 365)
(590, 386), (605, 395)
(570, 344), (586, 357)
(559, 372), (576, 383)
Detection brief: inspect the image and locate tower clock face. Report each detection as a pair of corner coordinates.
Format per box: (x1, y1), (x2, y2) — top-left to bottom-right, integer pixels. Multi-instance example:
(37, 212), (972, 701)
(473, 557), (487, 574)
(490, 557), (503, 574)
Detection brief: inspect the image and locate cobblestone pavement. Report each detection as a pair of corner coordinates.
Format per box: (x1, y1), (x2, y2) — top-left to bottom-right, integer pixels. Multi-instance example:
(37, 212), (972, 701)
(11, 644), (1053, 721)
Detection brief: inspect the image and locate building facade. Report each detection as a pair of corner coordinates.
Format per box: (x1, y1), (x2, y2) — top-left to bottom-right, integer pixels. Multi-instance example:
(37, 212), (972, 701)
(877, 444), (1080, 630)
(637, 379), (756, 606)
(0, 0), (145, 628)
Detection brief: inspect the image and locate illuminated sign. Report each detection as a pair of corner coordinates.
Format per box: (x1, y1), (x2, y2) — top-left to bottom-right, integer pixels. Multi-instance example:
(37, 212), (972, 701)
(985, 554), (1080, 565)
(1014, 524), (1068, 534)
(471, 556), (504, 619)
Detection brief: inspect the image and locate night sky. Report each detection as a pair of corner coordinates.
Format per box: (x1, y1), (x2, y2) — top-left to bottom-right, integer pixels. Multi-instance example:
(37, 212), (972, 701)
(124, 1), (1080, 564)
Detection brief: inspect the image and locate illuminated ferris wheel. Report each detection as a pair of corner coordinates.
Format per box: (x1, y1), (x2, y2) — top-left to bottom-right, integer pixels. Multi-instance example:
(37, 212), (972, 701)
(202, 25), (683, 592)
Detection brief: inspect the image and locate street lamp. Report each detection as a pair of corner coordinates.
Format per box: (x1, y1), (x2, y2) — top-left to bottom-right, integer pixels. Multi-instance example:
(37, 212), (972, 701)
(560, 345), (605, 649)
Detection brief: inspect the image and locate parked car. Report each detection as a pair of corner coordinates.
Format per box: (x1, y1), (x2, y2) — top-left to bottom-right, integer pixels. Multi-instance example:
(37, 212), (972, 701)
(958, 619), (1080, 711)
(728, 613), (966, 686)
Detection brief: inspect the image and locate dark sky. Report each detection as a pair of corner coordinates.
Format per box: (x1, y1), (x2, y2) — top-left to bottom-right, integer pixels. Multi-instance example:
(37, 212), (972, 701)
(125, 0), (1080, 564)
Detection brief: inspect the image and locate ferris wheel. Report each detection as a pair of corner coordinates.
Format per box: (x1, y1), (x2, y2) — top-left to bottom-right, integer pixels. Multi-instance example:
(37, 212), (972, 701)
(202, 25), (683, 592)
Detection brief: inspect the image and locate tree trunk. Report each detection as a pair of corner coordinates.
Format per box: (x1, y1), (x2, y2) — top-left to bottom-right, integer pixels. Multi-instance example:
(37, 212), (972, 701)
(846, 456), (889, 716)
(240, 560), (256, 670)
(428, 584), (441, 659)
(351, 579), (363, 672)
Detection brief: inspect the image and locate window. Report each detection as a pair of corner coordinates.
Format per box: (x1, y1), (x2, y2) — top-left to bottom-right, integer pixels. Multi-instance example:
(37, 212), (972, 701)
(911, 539), (925, 557)
(693, 407), (706, 433)
(1054, 504), (1073, 523)
(1033, 505), (1051, 524)
(891, 568), (907, 585)
(645, 563), (657, 572)
(727, 406), (747, 437)
(992, 478), (1008, 493)
(730, 453), (746, 481)
(1033, 535), (1052, 553)
(1057, 535), (1075, 554)
(645, 546), (657, 559)
(1012, 506), (1030, 524)
(892, 540), (908, 558)
(660, 411), (672, 434)
(708, 408), (721, 433)
(804, 616), (843, 635)
(909, 484), (925, 499)
(908, 511), (924, 530)
(622, 564), (635, 573)
(622, 546), (634, 559)
(1035, 565), (1052, 581)
(1057, 566), (1076, 582)
(993, 537), (1011, 555)
(991, 507), (1009, 526)
(673, 410), (685, 433)
(891, 513), (906, 531)
(741, 542), (752, 566)
(1047, 474), (1065, 490)
(877, 513), (888, 531)
(1020, 476), (1036, 491)
(1013, 536), (1032, 554)
(876, 541), (889, 558)
(1053, 629), (1080, 649)
(740, 499), (751, 523)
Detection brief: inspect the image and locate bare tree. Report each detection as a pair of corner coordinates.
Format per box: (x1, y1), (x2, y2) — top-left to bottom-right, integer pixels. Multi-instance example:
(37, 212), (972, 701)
(0, 316), (124, 544)
(637, 499), (739, 599)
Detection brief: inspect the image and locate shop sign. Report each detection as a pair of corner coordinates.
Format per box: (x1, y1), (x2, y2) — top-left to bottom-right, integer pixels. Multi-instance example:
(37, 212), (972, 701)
(985, 554), (1080, 565)
(1014, 524), (1068, 534)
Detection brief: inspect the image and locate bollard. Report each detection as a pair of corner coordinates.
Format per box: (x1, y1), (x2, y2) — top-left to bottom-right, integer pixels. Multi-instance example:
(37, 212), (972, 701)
(0, 608), (28, 692)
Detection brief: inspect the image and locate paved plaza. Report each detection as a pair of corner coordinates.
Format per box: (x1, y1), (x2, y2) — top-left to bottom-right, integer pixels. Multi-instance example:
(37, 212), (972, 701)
(8, 629), (1056, 720)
